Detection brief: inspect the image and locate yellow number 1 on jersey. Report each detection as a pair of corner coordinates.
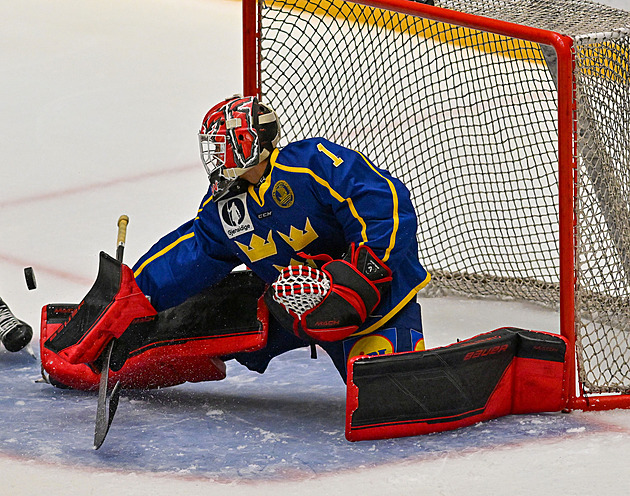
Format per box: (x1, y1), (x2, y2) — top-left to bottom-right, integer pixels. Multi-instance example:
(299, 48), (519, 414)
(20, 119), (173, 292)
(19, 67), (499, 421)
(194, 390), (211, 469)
(317, 143), (344, 167)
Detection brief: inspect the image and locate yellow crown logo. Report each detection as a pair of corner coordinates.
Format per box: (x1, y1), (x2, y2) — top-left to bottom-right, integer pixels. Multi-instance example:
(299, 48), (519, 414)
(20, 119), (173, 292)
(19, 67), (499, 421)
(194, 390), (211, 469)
(235, 231), (277, 263)
(277, 218), (318, 252)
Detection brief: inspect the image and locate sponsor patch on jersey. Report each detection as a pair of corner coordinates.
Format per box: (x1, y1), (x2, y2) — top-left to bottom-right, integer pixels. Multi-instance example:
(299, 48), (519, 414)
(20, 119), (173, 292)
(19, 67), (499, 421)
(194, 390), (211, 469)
(412, 329), (425, 351)
(218, 193), (254, 239)
(272, 180), (294, 208)
(344, 328), (397, 361)
(343, 328), (425, 364)
(257, 211), (272, 219)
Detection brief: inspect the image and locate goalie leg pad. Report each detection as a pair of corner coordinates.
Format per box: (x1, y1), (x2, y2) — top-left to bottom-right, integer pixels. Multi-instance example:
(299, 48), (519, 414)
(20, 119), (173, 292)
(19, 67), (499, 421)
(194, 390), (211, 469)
(40, 304), (227, 390)
(109, 271), (268, 371)
(40, 271), (268, 390)
(345, 327), (568, 441)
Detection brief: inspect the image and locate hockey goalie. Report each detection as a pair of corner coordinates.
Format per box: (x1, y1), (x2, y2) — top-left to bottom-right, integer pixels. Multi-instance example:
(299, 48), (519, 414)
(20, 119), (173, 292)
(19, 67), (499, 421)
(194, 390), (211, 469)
(42, 95), (430, 385)
(41, 96), (568, 441)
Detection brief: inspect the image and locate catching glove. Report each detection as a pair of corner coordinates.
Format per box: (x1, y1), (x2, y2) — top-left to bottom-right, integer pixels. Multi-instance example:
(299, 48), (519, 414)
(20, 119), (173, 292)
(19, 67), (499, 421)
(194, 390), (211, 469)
(265, 243), (392, 342)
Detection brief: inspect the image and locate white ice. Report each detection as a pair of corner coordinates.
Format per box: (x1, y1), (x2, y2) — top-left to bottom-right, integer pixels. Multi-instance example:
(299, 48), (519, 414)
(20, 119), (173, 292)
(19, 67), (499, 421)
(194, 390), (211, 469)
(1, 0), (630, 494)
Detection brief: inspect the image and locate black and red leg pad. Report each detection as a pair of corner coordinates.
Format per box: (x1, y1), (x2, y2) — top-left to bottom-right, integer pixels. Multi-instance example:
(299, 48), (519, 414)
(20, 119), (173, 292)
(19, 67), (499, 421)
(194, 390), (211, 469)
(346, 327), (568, 441)
(40, 271), (268, 391)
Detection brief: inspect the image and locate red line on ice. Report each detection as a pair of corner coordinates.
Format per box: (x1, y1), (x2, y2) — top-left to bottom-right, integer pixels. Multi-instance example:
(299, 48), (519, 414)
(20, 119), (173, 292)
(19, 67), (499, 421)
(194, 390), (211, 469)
(0, 164), (198, 208)
(0, 253), (94, 286)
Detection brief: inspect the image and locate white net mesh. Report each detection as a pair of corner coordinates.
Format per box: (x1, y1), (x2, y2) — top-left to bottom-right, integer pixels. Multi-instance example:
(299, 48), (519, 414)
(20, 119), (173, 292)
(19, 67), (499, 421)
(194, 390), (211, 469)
(257, 0), (630, 394)
(272, 266), (331, 316)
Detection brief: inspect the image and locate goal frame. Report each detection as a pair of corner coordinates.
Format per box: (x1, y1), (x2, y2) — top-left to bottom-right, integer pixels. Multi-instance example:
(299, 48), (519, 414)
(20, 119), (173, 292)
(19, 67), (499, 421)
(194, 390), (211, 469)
(241, 0), (630, 411)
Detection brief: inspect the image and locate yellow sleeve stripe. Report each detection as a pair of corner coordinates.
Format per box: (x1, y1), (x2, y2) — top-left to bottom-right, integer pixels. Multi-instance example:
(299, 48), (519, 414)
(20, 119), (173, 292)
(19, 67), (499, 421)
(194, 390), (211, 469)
(346, 200), (368, 244)
(133, 232), (196, 278)
(357, 152), (400, 263)
(194, 195), (215, 220)
(272, 152), (369, 244)
(351, 272), (432, 336)
(201, 196), (213, 209)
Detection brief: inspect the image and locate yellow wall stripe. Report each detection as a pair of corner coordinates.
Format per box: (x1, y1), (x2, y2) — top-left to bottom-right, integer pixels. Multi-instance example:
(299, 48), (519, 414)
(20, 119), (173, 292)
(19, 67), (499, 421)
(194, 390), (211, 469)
(267, 0), (545, 64)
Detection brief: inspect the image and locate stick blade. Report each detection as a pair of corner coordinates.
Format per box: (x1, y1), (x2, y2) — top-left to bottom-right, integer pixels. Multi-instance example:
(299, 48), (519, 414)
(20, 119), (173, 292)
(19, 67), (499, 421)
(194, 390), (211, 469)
(93, 341), (120, 449)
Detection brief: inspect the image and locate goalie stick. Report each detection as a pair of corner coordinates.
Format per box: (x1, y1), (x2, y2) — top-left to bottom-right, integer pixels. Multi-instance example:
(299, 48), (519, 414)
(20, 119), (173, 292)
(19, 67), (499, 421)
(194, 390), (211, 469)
(94, 339), (121, 449)
(94, 214), (128, 450)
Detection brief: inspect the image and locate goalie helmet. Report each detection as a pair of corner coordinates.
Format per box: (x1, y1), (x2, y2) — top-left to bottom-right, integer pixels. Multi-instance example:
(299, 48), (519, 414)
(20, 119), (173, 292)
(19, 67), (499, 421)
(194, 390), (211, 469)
(199, 95), (281, 201)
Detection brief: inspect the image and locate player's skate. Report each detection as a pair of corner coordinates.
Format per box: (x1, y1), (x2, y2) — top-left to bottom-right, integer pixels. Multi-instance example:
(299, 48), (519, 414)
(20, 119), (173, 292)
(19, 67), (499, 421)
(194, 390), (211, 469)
(0, 297), (33, 352)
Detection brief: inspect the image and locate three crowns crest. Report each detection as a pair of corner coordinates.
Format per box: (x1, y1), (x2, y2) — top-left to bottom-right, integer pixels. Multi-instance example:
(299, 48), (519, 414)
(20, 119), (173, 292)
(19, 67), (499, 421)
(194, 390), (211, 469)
(235, 218), (318, 263)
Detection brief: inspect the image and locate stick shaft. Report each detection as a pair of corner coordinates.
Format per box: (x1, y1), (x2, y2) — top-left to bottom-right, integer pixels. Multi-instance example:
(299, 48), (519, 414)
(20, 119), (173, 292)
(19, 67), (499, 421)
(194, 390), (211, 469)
(94, 214), (129, 449)
(116, 215), (129, 263)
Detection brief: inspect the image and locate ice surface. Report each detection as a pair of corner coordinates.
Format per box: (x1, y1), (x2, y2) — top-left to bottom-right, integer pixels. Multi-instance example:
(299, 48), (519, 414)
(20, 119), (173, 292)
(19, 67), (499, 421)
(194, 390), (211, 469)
(2, 0), (630, 494)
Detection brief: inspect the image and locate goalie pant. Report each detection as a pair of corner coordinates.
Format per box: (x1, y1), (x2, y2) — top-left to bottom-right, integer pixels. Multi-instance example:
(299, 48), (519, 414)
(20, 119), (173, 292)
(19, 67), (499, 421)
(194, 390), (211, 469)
(227, 298), (425, 383)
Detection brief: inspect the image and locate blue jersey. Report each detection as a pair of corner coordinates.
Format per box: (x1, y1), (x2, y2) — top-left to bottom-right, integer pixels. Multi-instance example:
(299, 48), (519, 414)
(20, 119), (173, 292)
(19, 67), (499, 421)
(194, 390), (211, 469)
(133, 138), (430, 337)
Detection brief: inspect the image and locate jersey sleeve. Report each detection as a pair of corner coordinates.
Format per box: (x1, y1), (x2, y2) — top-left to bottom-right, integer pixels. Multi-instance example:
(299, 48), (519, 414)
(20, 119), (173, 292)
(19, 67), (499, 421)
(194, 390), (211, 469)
(132, 201), (241, 311)
(278, 138), (420, 271)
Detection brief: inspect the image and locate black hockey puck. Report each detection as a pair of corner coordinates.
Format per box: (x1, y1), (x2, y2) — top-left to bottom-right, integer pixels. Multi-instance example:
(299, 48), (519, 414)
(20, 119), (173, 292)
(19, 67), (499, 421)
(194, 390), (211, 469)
(24, 267), (37, 290)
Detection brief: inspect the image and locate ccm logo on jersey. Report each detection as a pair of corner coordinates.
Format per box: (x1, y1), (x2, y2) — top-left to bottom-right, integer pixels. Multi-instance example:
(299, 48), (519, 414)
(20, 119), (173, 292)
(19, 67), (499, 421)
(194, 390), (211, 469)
(463, 344), (509, 361)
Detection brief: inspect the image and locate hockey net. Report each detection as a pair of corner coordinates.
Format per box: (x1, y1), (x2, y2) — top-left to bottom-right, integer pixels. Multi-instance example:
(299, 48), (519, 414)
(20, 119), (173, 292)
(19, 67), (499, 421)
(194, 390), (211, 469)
(243, 0), (630, 404)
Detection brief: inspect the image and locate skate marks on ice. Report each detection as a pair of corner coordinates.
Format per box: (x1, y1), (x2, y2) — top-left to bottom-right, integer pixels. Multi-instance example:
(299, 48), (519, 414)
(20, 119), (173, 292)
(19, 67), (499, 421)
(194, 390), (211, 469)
(0, 347), (606, 482)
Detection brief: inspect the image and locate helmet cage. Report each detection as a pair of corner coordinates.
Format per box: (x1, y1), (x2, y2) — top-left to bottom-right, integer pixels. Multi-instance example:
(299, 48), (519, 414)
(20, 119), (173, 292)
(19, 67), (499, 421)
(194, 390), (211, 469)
(199, 96), (280, 201)
(199, 97), (263, 200)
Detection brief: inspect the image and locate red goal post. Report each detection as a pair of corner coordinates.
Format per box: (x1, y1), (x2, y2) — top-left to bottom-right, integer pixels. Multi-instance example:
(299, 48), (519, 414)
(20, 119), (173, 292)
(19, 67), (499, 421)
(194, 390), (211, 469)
(242, 0), (630, 411)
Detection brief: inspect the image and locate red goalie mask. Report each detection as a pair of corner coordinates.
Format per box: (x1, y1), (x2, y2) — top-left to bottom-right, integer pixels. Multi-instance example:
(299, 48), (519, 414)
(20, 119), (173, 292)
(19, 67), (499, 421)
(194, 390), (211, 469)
(199, 96), (280, 201)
